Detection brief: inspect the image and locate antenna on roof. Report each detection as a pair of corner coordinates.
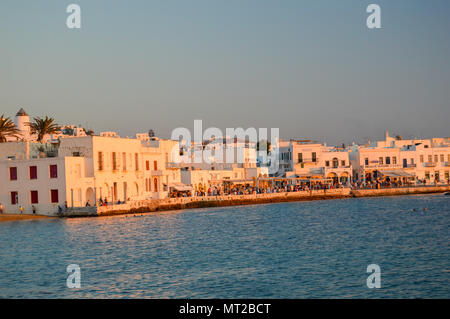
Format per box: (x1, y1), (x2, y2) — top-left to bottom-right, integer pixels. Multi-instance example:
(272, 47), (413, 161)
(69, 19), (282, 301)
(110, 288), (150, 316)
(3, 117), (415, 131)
(148, 129), (156, 140)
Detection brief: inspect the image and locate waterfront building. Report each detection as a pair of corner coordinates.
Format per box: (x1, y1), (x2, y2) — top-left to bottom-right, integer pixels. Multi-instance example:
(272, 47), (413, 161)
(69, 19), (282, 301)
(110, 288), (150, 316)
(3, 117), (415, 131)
(351, 131), (450, 184)
(278, 139), (352, 184)
(0, 135), (183, 215)
(170, 136), (267, 191)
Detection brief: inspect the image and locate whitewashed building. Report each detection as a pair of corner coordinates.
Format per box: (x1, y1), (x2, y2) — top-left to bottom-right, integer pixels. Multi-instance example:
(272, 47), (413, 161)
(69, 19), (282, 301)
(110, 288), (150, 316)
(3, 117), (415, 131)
(351, 132), (450, 184)
(0, 135), (183, 215)
(278, 139), (352, 184)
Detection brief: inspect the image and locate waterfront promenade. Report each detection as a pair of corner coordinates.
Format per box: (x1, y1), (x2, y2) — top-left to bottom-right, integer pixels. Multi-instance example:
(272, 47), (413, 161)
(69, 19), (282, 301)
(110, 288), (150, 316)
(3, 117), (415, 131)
(60, 185), (450, 218)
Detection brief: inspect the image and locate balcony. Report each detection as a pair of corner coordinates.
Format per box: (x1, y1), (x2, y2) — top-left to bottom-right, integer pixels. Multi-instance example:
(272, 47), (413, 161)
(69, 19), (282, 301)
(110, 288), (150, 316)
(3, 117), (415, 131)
(151, 170), (164, 176)
(364, 164), (402, 169)
(166, 162), (182, 169)
(424, 162), (436, 167)
(299, 158), (319, 163)
(443, 162), (450, 167)
(403, 164), (416, 168)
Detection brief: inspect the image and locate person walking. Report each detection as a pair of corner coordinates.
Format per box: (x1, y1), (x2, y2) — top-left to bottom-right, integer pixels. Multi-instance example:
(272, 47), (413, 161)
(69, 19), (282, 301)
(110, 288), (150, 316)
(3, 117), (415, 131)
(0, 203), (3, 214)
(19, 205), (24, 214)
(32, 205), (36, 214)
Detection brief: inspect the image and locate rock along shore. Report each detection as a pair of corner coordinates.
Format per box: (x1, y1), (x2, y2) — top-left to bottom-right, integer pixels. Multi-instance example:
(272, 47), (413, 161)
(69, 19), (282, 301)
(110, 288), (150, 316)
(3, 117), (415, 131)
(59, 185), (450, 218)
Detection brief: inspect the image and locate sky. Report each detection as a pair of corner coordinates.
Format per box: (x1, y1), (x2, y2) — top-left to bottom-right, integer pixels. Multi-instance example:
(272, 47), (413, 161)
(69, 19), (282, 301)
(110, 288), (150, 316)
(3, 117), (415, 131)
(1, 0), (449, 146)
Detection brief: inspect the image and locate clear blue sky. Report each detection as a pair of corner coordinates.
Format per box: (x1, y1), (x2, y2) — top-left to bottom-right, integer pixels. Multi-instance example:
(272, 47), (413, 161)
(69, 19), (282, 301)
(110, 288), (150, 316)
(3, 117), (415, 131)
(1, 0), (449, 145)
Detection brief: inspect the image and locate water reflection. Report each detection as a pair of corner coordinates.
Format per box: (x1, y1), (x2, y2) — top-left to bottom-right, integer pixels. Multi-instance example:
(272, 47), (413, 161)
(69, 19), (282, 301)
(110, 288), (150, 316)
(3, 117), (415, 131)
(0, 194), (449, 298)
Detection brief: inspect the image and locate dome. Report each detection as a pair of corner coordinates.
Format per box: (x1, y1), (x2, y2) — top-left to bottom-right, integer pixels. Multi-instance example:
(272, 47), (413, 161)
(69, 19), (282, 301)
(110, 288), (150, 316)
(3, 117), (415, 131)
(16, 108), (29, 117)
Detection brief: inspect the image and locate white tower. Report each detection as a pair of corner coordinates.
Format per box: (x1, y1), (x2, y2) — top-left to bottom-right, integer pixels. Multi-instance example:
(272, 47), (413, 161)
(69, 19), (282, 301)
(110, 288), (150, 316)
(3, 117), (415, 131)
(14, 108), (31, 141)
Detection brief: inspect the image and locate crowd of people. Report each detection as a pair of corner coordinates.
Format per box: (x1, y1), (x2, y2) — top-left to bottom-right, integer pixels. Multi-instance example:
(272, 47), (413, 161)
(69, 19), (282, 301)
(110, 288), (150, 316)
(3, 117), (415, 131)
(169, 181), (350, 198)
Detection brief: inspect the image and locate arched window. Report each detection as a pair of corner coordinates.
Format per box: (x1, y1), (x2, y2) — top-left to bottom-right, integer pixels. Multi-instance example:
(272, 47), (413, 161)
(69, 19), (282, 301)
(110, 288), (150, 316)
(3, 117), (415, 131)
(332, 158), (339, 168)
(154, 178), (158, 192)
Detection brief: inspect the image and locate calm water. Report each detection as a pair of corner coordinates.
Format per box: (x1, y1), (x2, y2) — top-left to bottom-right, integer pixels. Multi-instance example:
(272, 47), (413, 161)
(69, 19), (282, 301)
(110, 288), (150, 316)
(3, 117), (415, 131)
(0, 194), (449, 298)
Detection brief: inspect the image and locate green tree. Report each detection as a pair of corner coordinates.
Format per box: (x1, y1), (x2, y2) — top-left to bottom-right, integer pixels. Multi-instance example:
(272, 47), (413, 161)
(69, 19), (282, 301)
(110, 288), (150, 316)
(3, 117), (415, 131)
(28, 116), (60, 142)
(0, 114), (20, 142)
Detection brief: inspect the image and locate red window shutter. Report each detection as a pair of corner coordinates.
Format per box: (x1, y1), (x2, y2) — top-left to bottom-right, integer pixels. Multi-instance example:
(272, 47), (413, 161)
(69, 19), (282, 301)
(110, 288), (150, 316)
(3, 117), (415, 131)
(154, 161), (158, 170)
(30, 166), (37, 179)
(11, 192), (18, 205)
(31, 191), (39, 204)
(51, 189), (59, 203)
(50, 165), (58, 178)
(9, 167), (17, 180)
(146, 161), (150, 170)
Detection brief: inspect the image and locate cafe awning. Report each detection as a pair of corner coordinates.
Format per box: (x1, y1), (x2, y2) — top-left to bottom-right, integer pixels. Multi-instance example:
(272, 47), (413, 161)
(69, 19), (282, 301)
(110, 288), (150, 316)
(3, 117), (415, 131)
(169, 183), (193, 191)
(379, 170), (414, 178)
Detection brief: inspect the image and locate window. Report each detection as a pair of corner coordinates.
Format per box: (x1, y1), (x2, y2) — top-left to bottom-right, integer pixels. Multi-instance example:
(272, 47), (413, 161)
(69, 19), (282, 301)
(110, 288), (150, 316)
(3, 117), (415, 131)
(434, 155), (438, 163)
(341, 160), (346, 167)
(410, 158), (414, 165)
(385, 157), (391, 165)
(154, 161), (158, 170)
(122, 153), (127, 171)
(425, 171), (430, 179)
(365, 158), (369, 165)
(312, 152), (317, 163)
(146, 161), (150, 171)
(11, 192), (18, 205)
(29, 166), (37, 180)
(72, 152), (80, 157)
(49, 165), (58, 178)
(448, 154), (450, 162)
(9, 167), (17, 180)
(379, 157), (384, 165)
(50, 189), (59, 203)
(445, 171), (449, 180)
(440, 154), (444, 162)
(420, 155), (424, 163)
(98, 152), (104, 171)
(112, 152), (117, 170)
(298, 153), (303, 163)
(393, 157), (397, 165)
(332, 158), (339, 168)
(325, 161), (330, 167)
(30, 191), (39, 204)
(428, 155), (432, 163)
(135, 153), (139, 171)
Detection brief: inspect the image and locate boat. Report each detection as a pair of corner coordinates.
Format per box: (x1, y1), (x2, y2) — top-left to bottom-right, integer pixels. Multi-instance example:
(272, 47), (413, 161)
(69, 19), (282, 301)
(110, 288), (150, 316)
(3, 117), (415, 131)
(444, 192), (450, 196)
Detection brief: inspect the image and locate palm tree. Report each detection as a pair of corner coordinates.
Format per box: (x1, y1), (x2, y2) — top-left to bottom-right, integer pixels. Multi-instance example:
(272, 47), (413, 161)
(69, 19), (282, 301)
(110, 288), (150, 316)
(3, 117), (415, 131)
(0, 114), (20, 142)
(27, 116), (60, 142)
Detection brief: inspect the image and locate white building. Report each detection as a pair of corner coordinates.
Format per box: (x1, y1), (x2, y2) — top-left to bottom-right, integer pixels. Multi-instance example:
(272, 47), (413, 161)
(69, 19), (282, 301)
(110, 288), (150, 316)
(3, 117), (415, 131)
(278, 139), (352, 184)
(351, 132), (450, 184)
(0, 135), (183, 215)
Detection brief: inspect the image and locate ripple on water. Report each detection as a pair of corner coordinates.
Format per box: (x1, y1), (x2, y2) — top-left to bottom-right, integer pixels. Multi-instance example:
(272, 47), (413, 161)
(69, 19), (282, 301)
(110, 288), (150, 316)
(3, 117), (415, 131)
(0, 194), (449, 298)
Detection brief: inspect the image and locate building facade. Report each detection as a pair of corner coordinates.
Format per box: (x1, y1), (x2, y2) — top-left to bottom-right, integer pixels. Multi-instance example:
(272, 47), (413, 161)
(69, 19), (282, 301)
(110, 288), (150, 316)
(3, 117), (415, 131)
(278, 140), (352, 184)
(351, 132), (450, 184)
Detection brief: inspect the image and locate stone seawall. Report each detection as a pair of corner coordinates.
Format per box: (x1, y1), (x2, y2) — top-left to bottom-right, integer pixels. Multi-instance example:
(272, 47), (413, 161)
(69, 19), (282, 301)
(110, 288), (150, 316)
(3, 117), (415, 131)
(351, 185), (450, 198)
(63, 188), (351, 217)
(60, 185), (450, 218)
